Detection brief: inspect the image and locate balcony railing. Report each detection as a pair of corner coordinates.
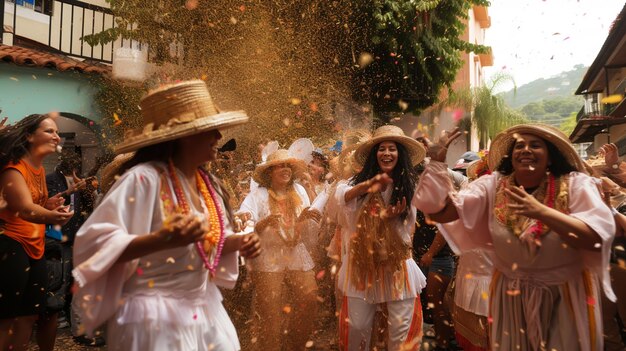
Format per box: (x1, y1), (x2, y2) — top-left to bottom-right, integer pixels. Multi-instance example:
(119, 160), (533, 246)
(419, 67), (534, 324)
(2, 0), (141, 64)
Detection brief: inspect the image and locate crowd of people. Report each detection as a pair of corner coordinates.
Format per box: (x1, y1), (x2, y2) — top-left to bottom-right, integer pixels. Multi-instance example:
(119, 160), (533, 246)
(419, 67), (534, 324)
(0, 79), (625, 351)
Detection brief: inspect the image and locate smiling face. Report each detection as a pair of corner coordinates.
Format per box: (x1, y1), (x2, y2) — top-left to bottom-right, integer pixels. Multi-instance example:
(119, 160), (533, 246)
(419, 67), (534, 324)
(377, 141), (398, 175)
(27, 118), (60, 157)
(180, 129), (223, 163)
(511, 133), (550, 174)
(269, 163), (293, 188)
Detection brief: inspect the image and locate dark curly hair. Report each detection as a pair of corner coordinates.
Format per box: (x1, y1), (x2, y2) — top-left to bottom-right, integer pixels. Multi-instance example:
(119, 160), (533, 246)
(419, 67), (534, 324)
(350, 141), (417, 220)
(496, 137), (576, 177)
(0, 114), (50, 170)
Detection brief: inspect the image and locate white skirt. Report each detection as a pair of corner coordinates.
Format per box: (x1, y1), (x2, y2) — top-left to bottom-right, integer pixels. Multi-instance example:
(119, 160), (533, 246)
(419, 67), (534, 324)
(106, 286), (240, 351)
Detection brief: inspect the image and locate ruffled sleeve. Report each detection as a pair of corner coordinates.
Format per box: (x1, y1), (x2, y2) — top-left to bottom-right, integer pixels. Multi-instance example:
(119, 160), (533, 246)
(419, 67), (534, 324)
(568, 172), (616, 301)
(414, 161), (496, 254)
(72, 164), (160, 335)
(333, 181), (359, 229)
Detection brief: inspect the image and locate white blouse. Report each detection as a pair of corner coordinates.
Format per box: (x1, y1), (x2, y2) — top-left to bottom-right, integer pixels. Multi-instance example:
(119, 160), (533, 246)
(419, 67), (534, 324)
(72, 163), (239, 337)
(238, 184), (314, 272)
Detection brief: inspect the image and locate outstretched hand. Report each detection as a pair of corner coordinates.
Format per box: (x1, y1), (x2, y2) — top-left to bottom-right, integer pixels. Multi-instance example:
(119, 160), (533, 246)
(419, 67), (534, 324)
(298, 207), (322, 223)
(423, 127), (463, 162)
(238, 232), (262, 258)
(382, 197), (407, 219)
(367, 173), (393, 193)
(599, 143), (620, 168)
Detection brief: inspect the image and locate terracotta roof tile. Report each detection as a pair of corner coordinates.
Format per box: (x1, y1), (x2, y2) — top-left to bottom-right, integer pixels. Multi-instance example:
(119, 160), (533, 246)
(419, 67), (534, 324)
(0, 44), (111, 75)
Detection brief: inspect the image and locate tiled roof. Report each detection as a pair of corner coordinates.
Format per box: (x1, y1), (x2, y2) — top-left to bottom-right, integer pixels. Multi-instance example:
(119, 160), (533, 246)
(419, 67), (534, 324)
(0, 44), (111, 74)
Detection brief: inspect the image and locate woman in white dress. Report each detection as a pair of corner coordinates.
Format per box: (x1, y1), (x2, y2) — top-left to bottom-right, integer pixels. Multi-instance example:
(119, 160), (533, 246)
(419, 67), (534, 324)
(238, 149), (319, 351)
(415, 124), (615, 351)
(334, 125), (427, 351)
(72, 80), (261, 351)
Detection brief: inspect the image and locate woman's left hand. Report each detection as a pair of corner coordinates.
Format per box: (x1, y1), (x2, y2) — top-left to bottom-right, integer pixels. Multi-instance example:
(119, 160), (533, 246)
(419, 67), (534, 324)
(239, 232), (262, 258)
(382, 197), (407, 219)
(505, 186), (546, 218)
(298, 207), (322, 223)
(45, 193), (65, 210)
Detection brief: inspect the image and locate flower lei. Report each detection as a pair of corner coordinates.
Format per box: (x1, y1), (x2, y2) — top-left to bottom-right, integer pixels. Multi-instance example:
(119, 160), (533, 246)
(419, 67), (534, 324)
(167, 159), (225, 276)
(267, 187), (302, 246)
(494, 172), (569, 240)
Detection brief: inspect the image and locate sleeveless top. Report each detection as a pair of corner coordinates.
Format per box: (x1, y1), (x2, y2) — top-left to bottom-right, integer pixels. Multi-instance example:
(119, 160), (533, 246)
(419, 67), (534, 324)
(0, 159), (48, 259)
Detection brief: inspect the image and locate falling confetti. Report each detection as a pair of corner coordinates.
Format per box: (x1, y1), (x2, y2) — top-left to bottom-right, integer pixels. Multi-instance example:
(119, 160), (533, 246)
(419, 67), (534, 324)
(398, 100), (409, 111)
(9, 77), (18, 81)
(184, 0), (198, 10)
(148, 280), (155, 288)
(282, 305), (292, 314)
(136, 267), (144, 276)
(166, 257), (176, 264)
(113, 112), (122, 126)
(290, 98), (302, 105)
(506, 289), (521, 296)
(358, 52), (374, 69)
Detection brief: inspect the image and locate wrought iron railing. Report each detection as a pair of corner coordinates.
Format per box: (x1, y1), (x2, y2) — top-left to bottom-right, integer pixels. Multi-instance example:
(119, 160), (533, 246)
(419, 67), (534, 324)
(2, 0), (140, 64)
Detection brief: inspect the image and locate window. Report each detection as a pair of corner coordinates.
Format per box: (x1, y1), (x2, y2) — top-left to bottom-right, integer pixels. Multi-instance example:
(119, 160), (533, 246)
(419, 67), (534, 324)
(8, 0), (53, 15)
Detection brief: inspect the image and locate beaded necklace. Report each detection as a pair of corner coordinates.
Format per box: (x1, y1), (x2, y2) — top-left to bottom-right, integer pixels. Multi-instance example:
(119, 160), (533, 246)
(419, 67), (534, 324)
(267, 187), (301, 246)
(167, 160), (225, 276)
(494, 172), (568, 240)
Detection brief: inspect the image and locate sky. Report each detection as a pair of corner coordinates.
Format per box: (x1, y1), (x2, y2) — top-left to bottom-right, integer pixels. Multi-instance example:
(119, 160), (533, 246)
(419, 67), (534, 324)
(484, 0), (625, 92)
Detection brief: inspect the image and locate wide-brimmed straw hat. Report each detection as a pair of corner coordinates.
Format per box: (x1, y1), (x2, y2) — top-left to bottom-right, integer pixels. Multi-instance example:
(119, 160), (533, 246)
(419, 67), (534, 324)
(115, 80), (249, 154)
(354, 125), (426, 166)
(487, 123), (586, 172)
(252, 149), (307, 188)
(335, 129), (372, 178)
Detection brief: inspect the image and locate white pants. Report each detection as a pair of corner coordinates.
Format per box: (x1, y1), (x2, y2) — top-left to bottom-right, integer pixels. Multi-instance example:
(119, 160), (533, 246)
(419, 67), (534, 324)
(339, 296), (423, 351)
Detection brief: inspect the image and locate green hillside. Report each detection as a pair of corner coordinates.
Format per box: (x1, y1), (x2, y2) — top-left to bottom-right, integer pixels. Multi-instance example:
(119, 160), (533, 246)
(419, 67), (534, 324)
(496, 65), (588, 132)
(500, 64), (587, 109)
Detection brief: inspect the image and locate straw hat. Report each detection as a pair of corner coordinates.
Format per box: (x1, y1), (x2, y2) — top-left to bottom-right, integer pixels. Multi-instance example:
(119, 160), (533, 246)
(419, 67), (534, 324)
(354, 125), (426, 166)
(487, 123), (585, 172)
(115, 80), (249, 154)
(252, 149), (307, 188)
(100, 152), (134, 194)
(335, 129), (372, 178)
(466, 159), (486, 180)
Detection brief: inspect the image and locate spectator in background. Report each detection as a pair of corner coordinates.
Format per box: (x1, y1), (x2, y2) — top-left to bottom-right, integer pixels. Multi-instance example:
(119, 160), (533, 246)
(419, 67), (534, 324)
(0, 114), (73, 351)
(45, 150), (103, 346)
(452, 151), (480, 177)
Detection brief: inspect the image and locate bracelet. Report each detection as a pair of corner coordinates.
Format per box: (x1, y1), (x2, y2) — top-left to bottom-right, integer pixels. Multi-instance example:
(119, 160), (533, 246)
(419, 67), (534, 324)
(609, 162), (622, 174)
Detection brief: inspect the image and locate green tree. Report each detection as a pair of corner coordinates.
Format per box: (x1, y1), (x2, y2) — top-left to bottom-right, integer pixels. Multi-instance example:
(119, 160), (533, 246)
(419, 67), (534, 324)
(520, 102), (544, 119)
(543, 99), (561, 114)
(447, 72), (526, 148)
(87, 0), (489, 117)
(559, 111), (578, 136)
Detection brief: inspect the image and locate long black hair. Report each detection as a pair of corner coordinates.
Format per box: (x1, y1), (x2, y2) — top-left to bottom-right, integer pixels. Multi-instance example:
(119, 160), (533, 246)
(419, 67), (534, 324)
(117, 140), (178, 177)
(350, 141), (417, 219)
(496, 137), (576, 177)
(0, 114), (50, 170)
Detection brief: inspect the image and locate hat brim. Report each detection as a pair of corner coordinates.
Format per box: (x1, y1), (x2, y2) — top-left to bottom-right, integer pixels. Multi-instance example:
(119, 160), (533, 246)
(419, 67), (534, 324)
(115, 111), (248, 154)
(252, 158), (308, 188)
(487, 124), (585, 173)
(354, 135), (426, 167)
